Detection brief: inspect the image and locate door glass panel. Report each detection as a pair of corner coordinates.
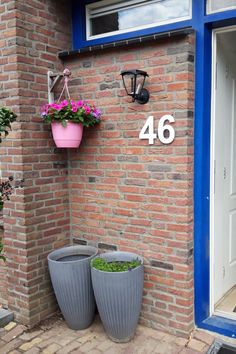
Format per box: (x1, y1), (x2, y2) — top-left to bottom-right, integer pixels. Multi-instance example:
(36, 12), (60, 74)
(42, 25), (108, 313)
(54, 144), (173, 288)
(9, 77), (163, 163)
(207, 0), (236, 14)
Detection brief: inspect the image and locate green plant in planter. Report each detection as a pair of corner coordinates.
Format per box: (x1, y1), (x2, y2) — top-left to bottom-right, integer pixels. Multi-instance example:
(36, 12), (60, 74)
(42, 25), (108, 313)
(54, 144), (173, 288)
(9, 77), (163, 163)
(91, 257), (141, 272)
(91, 251), (144, 343)
(41, 100), (102, 127)
(0, 107), (17, 143)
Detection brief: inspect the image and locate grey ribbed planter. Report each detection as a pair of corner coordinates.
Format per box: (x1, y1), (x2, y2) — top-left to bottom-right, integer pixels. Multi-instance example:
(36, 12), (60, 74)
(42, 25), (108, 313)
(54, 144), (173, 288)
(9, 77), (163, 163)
(91, 251), (144, 342)
(48, 245), (97, 330)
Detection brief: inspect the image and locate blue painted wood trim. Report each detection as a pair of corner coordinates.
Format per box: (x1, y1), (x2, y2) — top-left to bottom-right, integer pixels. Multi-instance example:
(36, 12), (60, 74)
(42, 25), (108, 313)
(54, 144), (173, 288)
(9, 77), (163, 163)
(72, 0), (86, 50)
(201, 316), (236, 338)
(193, 0), (212, 326)
(72, 1), (236, 50)
(193, 1), (236, 337)
(73, 19), (193, 49)
(204, 9), (236, 23)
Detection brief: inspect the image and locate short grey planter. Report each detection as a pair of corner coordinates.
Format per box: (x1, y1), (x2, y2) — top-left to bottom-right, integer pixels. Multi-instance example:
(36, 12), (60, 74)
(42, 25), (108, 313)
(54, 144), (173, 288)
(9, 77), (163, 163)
(48, 245), (97, 330)
(91, 251), (144, 342)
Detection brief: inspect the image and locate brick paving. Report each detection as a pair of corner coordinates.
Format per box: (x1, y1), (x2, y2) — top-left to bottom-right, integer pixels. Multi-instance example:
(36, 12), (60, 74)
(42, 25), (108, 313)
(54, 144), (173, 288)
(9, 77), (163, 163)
(0, 314), (220, 354)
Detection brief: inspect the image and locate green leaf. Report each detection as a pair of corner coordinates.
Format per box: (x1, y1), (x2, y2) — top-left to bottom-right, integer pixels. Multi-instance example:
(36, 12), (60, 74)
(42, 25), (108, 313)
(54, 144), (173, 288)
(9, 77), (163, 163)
(91, 257), (141, 272)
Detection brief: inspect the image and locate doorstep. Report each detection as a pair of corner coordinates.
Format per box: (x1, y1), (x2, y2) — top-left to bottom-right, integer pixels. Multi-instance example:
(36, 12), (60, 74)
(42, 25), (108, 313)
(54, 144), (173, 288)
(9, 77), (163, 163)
(0, 309), (14, 328)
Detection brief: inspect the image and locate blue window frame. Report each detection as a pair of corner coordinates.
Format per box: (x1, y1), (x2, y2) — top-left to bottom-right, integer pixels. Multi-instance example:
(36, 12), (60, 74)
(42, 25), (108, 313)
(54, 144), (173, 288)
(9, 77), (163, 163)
(71, 0), (236, 338)
(71, 0), (193, 50)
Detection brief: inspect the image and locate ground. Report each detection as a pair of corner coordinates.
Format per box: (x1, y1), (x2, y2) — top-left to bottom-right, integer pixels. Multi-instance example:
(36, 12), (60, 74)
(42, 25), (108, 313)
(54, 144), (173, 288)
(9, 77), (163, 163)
(0, 314), (218, 354)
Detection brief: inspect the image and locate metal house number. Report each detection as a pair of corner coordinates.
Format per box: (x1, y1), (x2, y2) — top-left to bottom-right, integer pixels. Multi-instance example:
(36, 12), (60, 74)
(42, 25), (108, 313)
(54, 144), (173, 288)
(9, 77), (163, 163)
(139, 115), (175, 145)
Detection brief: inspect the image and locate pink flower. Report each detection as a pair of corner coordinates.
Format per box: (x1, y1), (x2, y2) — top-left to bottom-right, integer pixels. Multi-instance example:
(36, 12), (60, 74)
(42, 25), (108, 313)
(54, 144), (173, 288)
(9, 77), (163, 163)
(51, 103), (61, 110)
(72, 106), (77, 113)
(41, 104), (50, 116)
(84, 105), (91, 114)
(60, 100), (68, 108)
(76, 100), (83, 107)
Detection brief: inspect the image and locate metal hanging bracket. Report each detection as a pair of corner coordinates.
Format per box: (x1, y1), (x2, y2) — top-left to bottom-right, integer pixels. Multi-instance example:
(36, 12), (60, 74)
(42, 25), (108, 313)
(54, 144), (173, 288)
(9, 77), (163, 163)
(47, 68), (71, 104)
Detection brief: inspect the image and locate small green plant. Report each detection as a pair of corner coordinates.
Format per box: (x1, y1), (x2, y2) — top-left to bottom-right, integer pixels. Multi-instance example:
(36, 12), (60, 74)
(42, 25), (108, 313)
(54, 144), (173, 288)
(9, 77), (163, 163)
(0, 107), (17, 143)
(91, 257), (141, 272)
(0, 239), (5, 262)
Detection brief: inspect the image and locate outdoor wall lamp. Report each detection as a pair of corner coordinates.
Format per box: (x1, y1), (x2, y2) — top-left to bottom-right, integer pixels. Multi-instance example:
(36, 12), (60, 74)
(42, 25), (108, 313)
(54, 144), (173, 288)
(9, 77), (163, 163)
(120, 69), (149, 104)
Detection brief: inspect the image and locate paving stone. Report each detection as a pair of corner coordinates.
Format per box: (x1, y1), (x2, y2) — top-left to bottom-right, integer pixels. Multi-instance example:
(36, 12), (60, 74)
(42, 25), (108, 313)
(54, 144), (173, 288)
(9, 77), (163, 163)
(56, 341), (81, 354)
(162, 333), (179, 343)
(77, 334), (97, 344)
(2, 325), (25, 342)
(96, 339), (113, 351)
(188, 339), (207, 352)
(103, 346), (123, 354)
(175, 337), (188, 346)
(179, 348), (202, 354)
(0, 338), (22, 354)
(19, 330), (43, 341)
(41, 343), (61, 354)
(4, 323), (16, 332)
(153, 342), (182, 354)
(193, 330), (215, 345)
(0, 329), (5, 337)
(79, 340), (100, 353)
(54, 336), (75, 346)
(19, 337), (42, 351)
(136, 326), (165, 340)
(37, 338), (56, 349)
(70, 350), (83, 354)
(25, 347), (41, 354)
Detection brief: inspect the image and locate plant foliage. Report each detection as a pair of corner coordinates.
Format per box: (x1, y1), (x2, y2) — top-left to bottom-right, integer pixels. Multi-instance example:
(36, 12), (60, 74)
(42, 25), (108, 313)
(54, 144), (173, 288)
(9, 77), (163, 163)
(0, 240), (5, 262)
(0, 176), (14, 212)
(91, 257), (141, 272)
(0, 106), (17, 262)
(0, 107), (17, 143)
(41, 100), (102, 127)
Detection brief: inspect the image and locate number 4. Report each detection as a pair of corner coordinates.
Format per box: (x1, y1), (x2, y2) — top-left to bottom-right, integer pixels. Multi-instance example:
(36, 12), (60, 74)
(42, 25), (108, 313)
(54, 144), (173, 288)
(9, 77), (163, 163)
(139, 115), (175, 145)
(139, 116), (157, 144)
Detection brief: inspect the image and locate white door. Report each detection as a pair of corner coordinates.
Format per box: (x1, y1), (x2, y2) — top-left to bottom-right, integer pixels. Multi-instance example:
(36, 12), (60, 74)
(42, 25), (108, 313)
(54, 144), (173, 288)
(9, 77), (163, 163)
(214, 34), (236, 305)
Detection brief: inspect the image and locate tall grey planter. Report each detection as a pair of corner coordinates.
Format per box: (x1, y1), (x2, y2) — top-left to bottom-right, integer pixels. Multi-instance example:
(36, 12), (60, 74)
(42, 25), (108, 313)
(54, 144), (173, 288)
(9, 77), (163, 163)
(91, 251), (144, 342)
(48, 245), (97, 330)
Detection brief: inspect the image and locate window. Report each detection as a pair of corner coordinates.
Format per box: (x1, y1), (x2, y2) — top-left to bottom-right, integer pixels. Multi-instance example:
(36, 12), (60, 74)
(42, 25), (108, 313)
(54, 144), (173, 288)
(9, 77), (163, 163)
(207, 0), (236, 14)
(86, 0), (191, 40)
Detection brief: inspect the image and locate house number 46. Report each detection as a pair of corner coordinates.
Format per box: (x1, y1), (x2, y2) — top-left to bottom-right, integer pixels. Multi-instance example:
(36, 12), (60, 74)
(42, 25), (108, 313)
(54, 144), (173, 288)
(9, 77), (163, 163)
(139, 115), (175, 145)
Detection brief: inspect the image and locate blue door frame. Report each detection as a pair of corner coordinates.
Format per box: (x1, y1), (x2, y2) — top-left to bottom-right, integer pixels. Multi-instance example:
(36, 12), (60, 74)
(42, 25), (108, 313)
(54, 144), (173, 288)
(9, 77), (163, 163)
(194, 4), (236, 338)
(71, 0), (236, 337)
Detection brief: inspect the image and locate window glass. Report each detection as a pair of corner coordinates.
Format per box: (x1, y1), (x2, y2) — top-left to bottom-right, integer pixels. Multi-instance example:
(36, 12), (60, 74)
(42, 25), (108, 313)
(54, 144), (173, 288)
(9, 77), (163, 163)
(207, 0), (236, 14)
(87, 0), (191, 39)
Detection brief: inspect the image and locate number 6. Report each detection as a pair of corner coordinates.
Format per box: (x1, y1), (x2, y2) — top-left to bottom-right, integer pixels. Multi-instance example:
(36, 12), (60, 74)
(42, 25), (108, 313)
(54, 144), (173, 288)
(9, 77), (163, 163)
(158, 115), (175, 144)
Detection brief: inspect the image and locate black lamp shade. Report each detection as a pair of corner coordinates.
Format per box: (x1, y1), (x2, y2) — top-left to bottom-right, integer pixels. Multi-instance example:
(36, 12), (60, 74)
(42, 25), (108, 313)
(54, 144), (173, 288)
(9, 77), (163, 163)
(120, 69), (149, 104)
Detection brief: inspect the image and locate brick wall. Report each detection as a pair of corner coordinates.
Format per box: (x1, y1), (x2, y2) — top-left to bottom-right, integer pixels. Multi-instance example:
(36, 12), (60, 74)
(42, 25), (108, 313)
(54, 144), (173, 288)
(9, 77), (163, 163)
(0, 0), (72, 325)
(64, 34), (195, 336)
(1, 0), (195, 335)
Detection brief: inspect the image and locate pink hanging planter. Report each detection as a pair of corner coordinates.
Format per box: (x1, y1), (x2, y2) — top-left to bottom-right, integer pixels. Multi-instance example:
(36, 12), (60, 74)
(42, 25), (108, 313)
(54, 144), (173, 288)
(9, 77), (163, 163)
(51, 122), (83, 148)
